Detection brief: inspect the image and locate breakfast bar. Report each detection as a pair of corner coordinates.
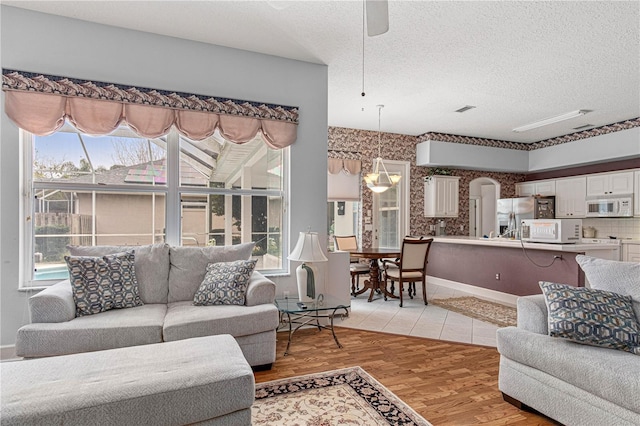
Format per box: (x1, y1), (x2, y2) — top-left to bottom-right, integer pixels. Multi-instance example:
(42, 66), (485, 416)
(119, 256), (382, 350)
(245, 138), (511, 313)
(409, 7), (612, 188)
(427, 236), (620, 296)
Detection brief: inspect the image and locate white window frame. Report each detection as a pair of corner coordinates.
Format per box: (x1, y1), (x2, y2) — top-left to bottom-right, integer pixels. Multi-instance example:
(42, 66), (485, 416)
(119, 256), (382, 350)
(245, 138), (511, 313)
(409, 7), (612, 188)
(20, 128), (289, 289)
(372, 160), (410, 249)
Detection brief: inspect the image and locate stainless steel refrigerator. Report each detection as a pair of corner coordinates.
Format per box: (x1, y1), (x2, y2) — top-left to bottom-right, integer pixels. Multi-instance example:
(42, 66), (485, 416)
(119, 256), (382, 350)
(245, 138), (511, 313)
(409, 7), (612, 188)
(497, 197), (535, 238)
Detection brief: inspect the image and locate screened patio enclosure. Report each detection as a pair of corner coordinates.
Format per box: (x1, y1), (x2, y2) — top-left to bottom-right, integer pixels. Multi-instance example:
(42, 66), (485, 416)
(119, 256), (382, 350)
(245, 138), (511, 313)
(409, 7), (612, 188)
(32, 123), (284, 282)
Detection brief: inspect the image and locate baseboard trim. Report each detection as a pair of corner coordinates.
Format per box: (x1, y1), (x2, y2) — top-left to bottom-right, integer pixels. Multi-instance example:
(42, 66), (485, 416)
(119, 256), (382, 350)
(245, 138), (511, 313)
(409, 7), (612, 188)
(0, 345), (18, 361)
(427, 276), (518, 307)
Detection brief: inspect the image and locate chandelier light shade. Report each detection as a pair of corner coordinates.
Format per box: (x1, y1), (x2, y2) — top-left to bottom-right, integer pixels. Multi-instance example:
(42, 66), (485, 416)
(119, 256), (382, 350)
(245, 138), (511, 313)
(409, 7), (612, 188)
(364, 105), (401, 193)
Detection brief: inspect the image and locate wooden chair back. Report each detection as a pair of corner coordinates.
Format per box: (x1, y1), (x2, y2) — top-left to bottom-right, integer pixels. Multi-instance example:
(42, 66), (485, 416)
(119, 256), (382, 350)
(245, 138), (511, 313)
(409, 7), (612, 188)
(399, 237), (433, 272)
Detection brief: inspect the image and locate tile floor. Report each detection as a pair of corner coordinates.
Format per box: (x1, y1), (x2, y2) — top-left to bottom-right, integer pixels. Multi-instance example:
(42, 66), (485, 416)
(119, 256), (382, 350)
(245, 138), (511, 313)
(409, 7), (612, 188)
(338, 283), (502, 347)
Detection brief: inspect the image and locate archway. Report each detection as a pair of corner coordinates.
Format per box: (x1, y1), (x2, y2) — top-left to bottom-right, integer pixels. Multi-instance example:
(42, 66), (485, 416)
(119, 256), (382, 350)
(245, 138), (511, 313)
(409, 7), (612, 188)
(469, 177), (501, 237)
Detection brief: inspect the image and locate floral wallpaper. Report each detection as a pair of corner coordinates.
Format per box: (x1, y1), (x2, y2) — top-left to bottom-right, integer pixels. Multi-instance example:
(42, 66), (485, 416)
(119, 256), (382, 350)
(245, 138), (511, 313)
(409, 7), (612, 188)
(417, 117), (640, 150)
(328, 127), (526, 247)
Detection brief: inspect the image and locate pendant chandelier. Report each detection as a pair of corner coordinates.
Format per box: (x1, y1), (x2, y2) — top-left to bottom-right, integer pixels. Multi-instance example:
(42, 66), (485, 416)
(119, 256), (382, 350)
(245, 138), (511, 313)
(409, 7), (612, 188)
(364, 105), (401, 193)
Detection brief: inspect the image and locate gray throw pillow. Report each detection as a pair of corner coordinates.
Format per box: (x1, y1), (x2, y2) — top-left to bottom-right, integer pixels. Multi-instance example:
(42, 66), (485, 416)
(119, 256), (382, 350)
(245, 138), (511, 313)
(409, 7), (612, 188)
(576, 254), (640, 321)
(168, 242), (255, 302)
(193, 259), (257, 306)
(65, 251), (143, 317)
(67, 243), (170, 304)
(575, 254), (640, 299)
(539, 281), (640, 355)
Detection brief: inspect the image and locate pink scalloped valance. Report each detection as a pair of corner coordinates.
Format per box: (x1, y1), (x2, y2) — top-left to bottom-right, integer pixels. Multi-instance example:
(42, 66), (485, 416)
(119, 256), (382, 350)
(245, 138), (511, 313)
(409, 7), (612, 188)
(328, 157), (362, 175)
(2, 70), (298, 148)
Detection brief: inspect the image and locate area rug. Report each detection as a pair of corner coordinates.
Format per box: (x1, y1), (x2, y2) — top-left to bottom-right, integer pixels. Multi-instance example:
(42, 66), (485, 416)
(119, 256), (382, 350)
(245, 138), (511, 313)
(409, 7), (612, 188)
(252, 366), (432, 425)
(430, 296), (517, 327)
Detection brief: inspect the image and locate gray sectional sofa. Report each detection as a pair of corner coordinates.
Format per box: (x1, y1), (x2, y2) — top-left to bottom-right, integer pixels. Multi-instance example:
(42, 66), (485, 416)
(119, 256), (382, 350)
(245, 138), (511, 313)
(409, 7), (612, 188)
(497, 295), (640, 426)
(16, 243), (280, 369)
(3, 335), (255, 425)
(497, 255), (640, 426)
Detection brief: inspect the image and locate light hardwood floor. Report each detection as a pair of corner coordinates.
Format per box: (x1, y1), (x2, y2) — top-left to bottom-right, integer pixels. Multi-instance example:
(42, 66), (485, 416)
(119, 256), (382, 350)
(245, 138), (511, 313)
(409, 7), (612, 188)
(255, 328), (556, 425)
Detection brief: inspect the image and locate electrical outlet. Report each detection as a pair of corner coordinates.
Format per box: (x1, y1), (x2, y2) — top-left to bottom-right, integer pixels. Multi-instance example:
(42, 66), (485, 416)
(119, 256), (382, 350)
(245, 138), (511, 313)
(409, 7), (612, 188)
(495, 273), (500, 280)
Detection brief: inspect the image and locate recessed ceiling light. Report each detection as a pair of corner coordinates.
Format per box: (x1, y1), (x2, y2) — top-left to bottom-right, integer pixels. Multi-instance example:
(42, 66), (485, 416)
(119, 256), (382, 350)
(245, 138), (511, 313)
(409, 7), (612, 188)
(455, 105), (476, 113)
(513, 110), (590, 132)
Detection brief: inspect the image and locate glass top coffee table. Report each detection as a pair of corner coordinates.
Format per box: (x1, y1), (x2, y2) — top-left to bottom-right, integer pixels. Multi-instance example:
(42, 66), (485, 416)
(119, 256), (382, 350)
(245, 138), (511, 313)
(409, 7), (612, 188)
(275, 296), (350, 356)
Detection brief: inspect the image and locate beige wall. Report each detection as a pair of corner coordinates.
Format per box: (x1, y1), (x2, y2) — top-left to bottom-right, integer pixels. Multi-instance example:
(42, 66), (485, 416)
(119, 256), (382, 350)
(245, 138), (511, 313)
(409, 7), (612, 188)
(328, 127), (526, 247)
(77, 193), (166, 246)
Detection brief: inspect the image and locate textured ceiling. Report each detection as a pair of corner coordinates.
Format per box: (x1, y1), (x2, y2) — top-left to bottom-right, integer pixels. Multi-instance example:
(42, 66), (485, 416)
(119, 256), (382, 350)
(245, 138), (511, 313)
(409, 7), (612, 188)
(3, 1), (639, 143)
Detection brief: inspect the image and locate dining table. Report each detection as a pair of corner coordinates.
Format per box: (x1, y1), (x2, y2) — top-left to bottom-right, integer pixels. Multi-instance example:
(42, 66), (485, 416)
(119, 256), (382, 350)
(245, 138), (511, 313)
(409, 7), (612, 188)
(345, 247), (401, 302)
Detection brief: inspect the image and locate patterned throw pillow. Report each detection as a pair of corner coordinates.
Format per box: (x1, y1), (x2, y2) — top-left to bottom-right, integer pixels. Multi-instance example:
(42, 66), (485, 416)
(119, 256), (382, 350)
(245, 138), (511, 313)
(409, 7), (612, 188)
(539, 281), (640, 355)
(65, 251), (143, 317)
(193, 259), (257, 306)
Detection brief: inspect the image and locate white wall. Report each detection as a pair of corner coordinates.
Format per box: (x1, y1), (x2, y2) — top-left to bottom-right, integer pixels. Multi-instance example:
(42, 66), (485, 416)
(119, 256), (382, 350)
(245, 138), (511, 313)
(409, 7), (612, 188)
(417, 127), (640, 173)
(528, 127), (640, 171)
(416, 140), (529, 172)
(0, 6), (328, 346)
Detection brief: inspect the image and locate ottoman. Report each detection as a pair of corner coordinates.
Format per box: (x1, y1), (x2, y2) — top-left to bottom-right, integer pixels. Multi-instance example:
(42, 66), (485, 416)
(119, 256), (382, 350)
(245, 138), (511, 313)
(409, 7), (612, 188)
(1, 335), (254, 425)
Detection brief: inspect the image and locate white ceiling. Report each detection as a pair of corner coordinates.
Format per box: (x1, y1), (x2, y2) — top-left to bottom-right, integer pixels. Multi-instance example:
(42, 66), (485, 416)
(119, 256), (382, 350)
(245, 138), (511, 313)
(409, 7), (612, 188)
(4, 1), (640, 143)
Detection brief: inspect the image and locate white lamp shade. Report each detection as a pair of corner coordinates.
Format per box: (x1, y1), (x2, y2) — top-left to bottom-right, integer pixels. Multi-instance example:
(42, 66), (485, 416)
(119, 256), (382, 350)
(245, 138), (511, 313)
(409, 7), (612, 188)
(288, 231), (328, 262)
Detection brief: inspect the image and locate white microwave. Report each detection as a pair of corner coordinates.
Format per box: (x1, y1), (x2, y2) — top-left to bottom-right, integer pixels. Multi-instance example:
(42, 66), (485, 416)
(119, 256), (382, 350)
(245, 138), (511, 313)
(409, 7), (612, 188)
(586, 197), (633, 217)
(521, 219), (582, 244)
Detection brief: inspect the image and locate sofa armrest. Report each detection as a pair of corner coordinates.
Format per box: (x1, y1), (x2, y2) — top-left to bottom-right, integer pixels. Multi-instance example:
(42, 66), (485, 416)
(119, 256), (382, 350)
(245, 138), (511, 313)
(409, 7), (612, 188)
(517, 295), (548, 335)
(245, 272), (276, 306)
(29, 280), (76, 323)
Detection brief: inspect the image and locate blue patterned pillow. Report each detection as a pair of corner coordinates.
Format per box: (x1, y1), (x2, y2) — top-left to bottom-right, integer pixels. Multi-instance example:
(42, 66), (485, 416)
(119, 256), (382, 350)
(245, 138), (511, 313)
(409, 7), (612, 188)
(539, 281), (640, 355)
(193, 259), (257, 306)
(65, 250), (143, 317)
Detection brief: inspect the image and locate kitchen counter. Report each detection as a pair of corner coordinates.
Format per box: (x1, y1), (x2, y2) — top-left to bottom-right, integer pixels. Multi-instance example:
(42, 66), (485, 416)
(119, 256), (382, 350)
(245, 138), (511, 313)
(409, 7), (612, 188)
(431, 236), (620, 252)
(427, 236), (591, 297)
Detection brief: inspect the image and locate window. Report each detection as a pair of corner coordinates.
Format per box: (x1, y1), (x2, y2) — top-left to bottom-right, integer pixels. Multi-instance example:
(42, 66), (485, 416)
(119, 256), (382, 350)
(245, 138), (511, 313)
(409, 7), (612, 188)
(327, 201), (361, 251)
(23, 123), (287, 288)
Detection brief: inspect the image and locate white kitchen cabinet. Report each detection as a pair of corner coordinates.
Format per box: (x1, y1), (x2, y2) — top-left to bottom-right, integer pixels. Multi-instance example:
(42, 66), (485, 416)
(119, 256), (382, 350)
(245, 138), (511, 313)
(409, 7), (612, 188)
(516, 180), (555, 197)
(516, 182), (536, 197)
(424, 176), (460, 217)
(623, 243), (640, 263)
(635, 170), (640, 217)
(586, 171), (634, 197)
(555, 176), (587, 218)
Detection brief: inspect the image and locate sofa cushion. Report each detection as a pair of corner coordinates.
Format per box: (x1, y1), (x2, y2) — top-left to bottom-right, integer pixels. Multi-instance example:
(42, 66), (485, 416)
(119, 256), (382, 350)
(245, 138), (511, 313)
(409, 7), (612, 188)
(163, 301), (279, 342)
(16, 304), (166, 358)
(576, 254), (640, 321)
(497, 326), (640, 415)
(168, 242), (255, 303)
(68, 243), (170, 304)
(539, 281), (640, 355)
(3, 335), (254, 425)
(193, 259), (257, 306)
(65, 251), (143, 316)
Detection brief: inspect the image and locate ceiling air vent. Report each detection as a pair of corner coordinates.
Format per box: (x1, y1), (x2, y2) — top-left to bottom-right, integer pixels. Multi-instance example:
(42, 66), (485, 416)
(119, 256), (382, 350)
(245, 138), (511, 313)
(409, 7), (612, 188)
(573, 124), (594, 130)
(455, 105), (476, 113)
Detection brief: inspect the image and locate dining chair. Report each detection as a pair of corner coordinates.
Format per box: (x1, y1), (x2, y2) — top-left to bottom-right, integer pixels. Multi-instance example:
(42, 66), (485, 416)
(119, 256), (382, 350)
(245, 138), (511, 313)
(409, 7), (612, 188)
(381, 235), (418, 296)
(334, 235), (370, 296)
(382, 237), (434, 307)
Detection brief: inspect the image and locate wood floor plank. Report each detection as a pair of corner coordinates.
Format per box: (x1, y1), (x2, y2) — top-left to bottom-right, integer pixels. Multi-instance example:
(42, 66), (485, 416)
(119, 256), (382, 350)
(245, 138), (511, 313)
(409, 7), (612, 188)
(254, 327), (557, 425)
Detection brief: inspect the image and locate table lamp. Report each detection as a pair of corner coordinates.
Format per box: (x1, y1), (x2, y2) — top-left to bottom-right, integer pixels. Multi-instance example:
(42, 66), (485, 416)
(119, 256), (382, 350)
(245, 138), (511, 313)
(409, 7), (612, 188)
(288, 230), (328, 302)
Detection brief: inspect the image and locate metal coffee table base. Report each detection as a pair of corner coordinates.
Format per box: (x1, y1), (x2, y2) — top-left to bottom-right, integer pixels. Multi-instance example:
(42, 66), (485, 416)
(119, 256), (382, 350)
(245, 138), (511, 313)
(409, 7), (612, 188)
(279, 305), (349, 356)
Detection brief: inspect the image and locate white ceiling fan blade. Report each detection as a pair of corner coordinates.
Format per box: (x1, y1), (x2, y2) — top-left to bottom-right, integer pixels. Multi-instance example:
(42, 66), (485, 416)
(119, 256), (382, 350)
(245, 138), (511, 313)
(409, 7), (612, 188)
(366, 0), (389, 36)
